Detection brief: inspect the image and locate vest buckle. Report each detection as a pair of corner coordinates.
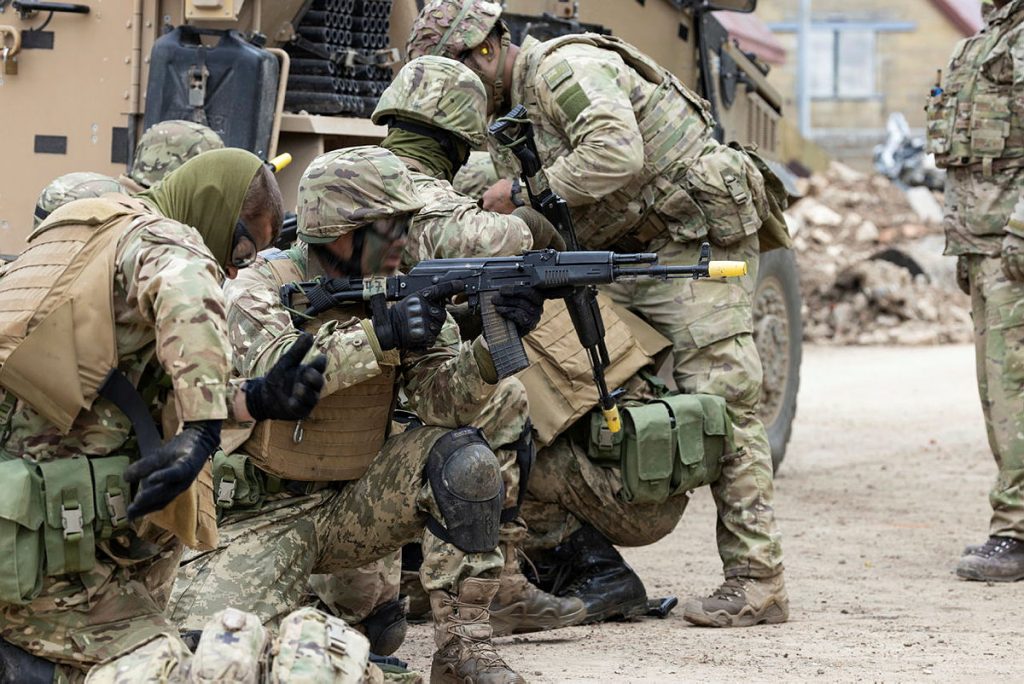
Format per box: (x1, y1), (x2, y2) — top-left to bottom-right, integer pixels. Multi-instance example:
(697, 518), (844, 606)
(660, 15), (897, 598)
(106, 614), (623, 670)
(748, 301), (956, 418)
(61, 504), (84, 540)
(217, 477), (237, 506)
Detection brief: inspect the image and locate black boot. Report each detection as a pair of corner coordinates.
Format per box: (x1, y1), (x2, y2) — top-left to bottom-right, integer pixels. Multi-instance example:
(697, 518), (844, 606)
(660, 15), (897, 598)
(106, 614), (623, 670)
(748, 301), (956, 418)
(0, 639), (55, 684)
(551, 525), (649, 623)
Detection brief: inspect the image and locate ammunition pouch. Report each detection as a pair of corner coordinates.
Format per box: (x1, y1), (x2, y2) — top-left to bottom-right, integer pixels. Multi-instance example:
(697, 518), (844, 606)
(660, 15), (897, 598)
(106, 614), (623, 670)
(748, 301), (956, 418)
(585, 393), (733, 505)
(0, 454), (134, 605)
(685, 145), (766, 249)
(211, 451), (265, 511)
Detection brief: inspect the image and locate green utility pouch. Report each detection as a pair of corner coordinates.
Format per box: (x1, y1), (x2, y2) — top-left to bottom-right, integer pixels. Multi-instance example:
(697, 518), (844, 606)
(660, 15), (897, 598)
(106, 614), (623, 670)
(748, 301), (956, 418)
(212, 451), (265, 511)
(586, 393), (735, 505)
(39, 456), (96, 576)
(89, 456), (130, 540)
(0, 458), (45, 604)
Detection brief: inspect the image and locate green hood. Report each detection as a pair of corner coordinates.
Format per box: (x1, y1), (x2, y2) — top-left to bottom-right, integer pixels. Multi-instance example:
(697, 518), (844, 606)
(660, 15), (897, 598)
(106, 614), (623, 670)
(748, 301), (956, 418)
(138, 148), (263, 268)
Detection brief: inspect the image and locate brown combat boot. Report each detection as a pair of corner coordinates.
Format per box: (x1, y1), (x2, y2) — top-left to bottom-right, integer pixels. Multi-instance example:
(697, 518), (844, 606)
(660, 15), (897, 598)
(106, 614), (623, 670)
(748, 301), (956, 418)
(682, 574), (789, 627)
(956, 536), (1024, 582)
(490, 543), (586, 636)
(429, 577), (525, 684)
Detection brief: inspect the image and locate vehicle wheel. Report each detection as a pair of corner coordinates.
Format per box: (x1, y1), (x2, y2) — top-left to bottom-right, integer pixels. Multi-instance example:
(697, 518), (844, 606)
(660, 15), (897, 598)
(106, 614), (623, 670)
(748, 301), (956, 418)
(753, 248), (802, 472)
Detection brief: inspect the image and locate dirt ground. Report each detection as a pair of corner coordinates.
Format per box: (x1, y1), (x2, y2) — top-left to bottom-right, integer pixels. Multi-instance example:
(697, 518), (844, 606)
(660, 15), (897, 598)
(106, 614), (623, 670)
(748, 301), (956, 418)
(401, 344), (1024, 682)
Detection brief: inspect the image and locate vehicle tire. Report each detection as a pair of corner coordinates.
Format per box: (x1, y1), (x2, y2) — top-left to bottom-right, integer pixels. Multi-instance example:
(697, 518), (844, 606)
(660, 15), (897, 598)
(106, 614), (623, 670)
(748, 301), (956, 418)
(753, 248), (802, 472)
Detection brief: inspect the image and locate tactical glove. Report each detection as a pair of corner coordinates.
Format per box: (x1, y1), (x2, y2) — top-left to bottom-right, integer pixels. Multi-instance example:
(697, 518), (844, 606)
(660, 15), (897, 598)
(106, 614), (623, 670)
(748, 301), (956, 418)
(244, 332), (327, 422)
(956, 255), (971, 295)
(492, 285), (546, 336)
(512, 206), (567, 251)
(373, 281), (464, 351)
(125, 419), (221, 519)
(1002, 233), (1024, 283)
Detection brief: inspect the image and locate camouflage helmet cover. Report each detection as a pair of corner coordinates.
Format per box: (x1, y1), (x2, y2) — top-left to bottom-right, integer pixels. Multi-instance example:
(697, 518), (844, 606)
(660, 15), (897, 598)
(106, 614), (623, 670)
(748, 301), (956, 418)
(34, 172), (125, 227)
(372, 56), (489, 147)
(297, 146), (425, 243)
(129, 120), (225, 188)
(406, 0), (503, 61)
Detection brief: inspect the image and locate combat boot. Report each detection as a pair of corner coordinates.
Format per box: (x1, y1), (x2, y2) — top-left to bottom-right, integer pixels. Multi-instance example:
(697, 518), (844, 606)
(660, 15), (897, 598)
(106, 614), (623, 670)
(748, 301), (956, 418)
(490, 543), (586, 636)
(956, 536), (1024, 582)
(429, 577), (525, 684)
(554, 525), (648, 623)
(682, 574), (789, 627)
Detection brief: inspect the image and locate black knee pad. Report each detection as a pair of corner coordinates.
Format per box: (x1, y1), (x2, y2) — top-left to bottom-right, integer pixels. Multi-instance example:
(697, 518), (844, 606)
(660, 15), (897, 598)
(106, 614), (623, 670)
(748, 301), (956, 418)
(361, 596), (409, 657)
(0, 638), (55, 684)
(424, 427), (503, 554)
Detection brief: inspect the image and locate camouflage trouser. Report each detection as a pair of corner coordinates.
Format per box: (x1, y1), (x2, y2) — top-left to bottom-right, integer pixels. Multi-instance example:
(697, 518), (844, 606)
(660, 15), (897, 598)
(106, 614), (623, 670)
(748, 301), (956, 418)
(601, 235), (783, 578)
(521, 437), (690, 552)
(0, 532), (187, 682)
(169, 426), (505, 631)
(967, 255), (1024, 540)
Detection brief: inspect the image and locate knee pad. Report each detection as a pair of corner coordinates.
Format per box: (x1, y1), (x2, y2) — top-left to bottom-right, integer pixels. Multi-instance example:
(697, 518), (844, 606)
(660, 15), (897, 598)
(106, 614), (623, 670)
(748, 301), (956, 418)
(189, 608), (268, 683)
(359, 596), (409, 657)
(0, 638), (54, 684)
(271, 607), (370, 683)
(424, 427), (503, 554)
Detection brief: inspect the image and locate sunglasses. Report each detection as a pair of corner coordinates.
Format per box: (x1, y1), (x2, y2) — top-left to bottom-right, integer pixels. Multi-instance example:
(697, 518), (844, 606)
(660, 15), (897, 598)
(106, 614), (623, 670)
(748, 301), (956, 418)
(231, 220), (259, 269)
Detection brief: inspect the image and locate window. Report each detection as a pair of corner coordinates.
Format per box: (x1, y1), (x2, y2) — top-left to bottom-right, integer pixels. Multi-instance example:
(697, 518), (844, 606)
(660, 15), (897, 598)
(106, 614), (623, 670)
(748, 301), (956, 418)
(808, 27), (878, 99)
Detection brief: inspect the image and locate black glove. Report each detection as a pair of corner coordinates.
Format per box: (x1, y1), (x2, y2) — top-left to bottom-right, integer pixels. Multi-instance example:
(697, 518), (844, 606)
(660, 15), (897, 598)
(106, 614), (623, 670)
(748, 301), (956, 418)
(125, 419), (221, 519)
(492, 285), (546, 336)
(512, 206), (567, 251)
(244, 332), (327, 422)
(373, 281), (464, 351)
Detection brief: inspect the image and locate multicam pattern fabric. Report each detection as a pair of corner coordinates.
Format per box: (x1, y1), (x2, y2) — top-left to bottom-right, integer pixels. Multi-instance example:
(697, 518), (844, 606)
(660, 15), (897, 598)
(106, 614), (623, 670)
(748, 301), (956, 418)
(296, 147), (424, 243)
(451, 151), (499, 200)
(405, 0), (503, 61)
(0, 216), (232, 463)
(33, 172), (125, 228)
(373, 57), (490, 147)
(128, 120), (225, 189)
(401, 171), (532, 270)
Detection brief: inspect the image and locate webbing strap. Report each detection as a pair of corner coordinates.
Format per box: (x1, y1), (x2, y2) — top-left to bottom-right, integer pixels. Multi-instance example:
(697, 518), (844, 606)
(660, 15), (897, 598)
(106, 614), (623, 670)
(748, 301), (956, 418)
(97, 368), (161, 458)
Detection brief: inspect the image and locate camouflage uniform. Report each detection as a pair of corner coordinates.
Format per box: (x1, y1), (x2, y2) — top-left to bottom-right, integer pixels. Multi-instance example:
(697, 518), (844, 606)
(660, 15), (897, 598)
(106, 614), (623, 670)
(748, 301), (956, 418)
(928, 0), (1024, 576)
(452, 151), (499, 199)
(408, 2), (785, 603)
(0, 208), (235, 679)
(169, 147), (529, 682)
(122, 120), (225, 192)
(33, 172), (126, 228)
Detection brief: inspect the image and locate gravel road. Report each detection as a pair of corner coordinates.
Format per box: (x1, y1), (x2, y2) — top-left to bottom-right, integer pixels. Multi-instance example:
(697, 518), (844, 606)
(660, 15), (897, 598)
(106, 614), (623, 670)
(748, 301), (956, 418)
(402, 344), (1024, 682)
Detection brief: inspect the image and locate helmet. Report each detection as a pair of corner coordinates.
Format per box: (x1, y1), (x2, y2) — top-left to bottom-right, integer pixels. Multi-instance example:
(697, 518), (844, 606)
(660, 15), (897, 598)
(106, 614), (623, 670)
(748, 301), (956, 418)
(406, 0), (504, 61)
(297, 146), (425, 243)
(372, 56), (488, 147)
(129, 120), (225, 188)
(34, 172), (125, 227)
(452, 151), (499, 199)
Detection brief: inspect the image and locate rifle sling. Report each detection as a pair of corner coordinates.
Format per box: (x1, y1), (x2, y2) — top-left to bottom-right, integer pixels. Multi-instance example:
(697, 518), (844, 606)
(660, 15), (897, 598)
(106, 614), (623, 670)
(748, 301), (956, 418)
(97, 368), (162, 458)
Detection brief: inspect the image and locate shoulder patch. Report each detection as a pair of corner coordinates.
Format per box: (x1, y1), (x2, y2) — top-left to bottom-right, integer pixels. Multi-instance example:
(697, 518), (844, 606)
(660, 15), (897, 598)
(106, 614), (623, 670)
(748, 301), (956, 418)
(555, 83), (592, 123)
(542, 60), (574, 91)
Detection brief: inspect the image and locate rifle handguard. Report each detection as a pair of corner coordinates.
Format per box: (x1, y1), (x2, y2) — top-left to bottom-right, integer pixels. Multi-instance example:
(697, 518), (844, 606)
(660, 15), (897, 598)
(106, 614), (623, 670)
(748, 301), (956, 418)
(708, 261), (748, 278)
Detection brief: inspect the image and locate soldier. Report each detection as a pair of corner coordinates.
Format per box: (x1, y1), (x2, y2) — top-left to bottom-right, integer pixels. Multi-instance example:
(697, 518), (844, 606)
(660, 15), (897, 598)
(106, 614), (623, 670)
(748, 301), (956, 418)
(0, 148), (330, 681)
(168, 146), (545, 683)
(408, 0), (789, 627)
(928, 0), (1024, 581)
(367, 55), (584, 635)
(120, 120), (225, 194)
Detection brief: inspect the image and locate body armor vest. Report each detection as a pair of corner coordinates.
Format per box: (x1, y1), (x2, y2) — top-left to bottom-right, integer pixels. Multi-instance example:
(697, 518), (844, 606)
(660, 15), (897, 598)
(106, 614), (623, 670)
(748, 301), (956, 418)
(242, 251), (397, 482)
(927, 6), (1024, 169)
(0, 196), (155, 432)
(516, 34), (716, 249)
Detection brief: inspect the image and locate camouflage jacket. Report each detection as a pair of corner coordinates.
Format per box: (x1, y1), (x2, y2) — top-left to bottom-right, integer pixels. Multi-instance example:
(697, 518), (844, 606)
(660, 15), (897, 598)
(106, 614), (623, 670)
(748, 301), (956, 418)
(224, 243), (501, 428)
(499, 35), (718, 250)
(929, 0), (1024, 254)
(1, 214), (234, 462)
(402, 163), (532, 270)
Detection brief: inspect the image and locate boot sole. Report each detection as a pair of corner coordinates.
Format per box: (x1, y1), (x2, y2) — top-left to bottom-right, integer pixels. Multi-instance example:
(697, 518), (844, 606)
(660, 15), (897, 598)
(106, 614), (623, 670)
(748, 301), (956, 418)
(491, 602), (588, 636)
(682, 600), (789, 628)
(955, 566), (1024, 582)
(579, 596), (650, 625)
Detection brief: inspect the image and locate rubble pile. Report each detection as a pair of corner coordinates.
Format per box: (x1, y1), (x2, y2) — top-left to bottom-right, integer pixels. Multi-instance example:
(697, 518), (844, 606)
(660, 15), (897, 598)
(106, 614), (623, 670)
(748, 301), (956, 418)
(789, 162), (972, 346)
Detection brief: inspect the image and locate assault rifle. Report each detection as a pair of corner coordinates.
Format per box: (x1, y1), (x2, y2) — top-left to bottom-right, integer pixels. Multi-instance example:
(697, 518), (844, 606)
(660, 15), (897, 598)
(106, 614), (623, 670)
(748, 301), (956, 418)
(488, 104), (624, 432)
(281, 249), (746, 425)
